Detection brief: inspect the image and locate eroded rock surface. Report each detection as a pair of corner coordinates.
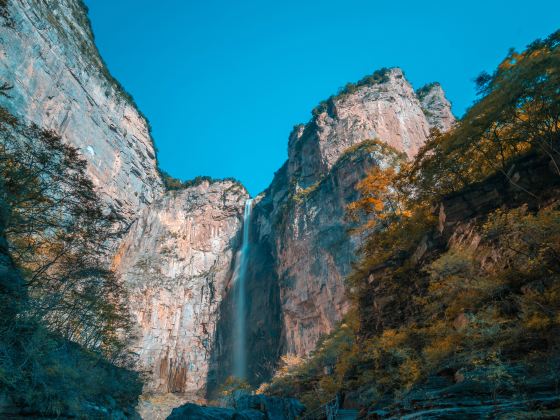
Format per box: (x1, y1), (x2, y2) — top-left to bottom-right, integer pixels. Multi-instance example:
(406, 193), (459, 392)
(417, 82), (456, 133)
(250, 68), (455, 362)
(0, 0), (163, 226)
(287, 68), (451, 189)
(113, 181), (248, 394)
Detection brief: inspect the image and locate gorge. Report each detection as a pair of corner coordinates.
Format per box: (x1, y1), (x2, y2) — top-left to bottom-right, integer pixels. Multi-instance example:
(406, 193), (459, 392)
(1, 1), (559, 419)
(0, 0), (451, 401)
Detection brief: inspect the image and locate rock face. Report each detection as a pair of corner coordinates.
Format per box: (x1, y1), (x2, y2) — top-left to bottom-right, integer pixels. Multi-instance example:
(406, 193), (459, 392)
(288, 68), (447, 189)
(113, 180), (248, 394)
(0, 0), (163, 225)
(0, 0), (457, 399)
(417, 82), (456, 133)
(368, 362), (560, 419)
(269, 141), (404, 357)
(208, 68), (454, 392)
(168, 394), (305, 420)
(250, 68), (455, 362)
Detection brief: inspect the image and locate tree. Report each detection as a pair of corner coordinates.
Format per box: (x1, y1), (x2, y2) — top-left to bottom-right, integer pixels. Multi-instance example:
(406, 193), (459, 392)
(408, 30), (560, 202)
(0, 105), (133, 361)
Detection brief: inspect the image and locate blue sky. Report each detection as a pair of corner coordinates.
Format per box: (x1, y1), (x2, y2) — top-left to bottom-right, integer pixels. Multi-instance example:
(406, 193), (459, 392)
(85, 0), (559, 195)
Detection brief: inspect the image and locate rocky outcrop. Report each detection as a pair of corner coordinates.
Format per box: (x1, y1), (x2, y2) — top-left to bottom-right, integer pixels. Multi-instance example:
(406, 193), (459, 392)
(287, 68), (451, 189)
(440, 152), (560, 229)
(367, 361), (560, 419)
(113, 180), (248, 394)
(168, 394), (305, 420)
(271, 141), (404, 357)
(242, 68), (455, 369)
(0, 0), (163, 226)
(168, 403), (239, 419)
(417, 82), (455, 133)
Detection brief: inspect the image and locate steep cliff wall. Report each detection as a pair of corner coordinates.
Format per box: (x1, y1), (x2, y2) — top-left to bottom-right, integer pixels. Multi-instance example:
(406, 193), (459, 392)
(0, 0), (457, 398)
(287, 68), (444, 189)
(113, 180), (248, 395)
(208, 69), (455, 392)
(251, 68), (455, 362)
(0, 0), (163, 225)
(417, 82), (455, 133)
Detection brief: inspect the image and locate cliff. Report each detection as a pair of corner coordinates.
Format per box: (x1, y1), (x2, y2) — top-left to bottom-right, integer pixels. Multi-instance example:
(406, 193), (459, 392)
(254, 68), (455, 360)
(0, 0), (459, 405)
(263, 31), (560, 417)
(113, 180), (248, 395)
(3, 3), (559, 418)
(287, 68), (444, 189)
(205, 69), (454, 393)
(0, 0), (163, 226)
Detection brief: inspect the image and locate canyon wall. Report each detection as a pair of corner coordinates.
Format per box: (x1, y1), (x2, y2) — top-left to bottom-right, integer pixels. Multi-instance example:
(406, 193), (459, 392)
(113, 180), (248, 394)
(0, 0), (163, 226)
(0, 0), (456, 399)
(256, 68), (455, 360)
(209, 69), (455, 391)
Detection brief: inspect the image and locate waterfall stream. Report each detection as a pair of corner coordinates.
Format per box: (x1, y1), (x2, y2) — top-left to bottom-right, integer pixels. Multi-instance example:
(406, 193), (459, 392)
(233, 198), (253, 379)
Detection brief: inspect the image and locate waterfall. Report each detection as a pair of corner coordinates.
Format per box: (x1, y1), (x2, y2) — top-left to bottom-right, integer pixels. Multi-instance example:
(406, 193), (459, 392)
(233, 198), (253, 379)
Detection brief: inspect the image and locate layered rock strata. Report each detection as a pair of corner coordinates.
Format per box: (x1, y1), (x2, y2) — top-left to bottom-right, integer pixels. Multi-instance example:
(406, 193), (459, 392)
(113, 180), (248, 394)
(209, 69), (455, 391)
(0, 0), (163, 226)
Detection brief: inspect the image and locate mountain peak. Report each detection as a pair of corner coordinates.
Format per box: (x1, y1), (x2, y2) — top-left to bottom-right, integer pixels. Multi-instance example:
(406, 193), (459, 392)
(417, 82), (456, 132)
(288, 67), (454, 188)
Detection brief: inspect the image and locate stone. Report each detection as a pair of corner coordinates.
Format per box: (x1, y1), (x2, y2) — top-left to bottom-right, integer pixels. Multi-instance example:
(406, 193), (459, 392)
(287, 68), (454, 189)
(417, 82), (456, 133)
(0, 0), (164, 228)
(113, 180), (248, 394)
(167, 403), (235, 420)
(453, 312), (469, 330)
(168, 395), (304, 420)
(234, 394), (305, 420)
(368, 361), (560, 418)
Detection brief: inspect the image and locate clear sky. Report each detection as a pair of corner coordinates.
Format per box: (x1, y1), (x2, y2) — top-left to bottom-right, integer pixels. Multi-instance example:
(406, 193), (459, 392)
(84, 0), (559, 196)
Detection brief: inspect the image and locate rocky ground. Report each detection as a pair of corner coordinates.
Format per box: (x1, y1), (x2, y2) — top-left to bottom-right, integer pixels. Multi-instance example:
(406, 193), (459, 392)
(168, 393), (304, 420)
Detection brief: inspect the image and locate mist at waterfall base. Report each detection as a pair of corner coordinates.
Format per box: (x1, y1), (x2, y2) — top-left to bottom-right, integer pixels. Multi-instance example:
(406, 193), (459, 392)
(232, 199), (253, 379)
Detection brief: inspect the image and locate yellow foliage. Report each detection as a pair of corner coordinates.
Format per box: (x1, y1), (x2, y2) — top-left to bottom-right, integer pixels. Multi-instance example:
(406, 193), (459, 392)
(274, 354), (306, 379)
(399, 358), (422, 390)
(423, 334), (460, 368)
(379, 329), (409, 349)
(524, 314), (552, 331)
(266, 31), (560, 409)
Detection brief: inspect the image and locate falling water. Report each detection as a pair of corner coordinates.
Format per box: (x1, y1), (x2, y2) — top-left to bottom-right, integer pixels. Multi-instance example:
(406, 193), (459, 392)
(233, 198), (253, 379)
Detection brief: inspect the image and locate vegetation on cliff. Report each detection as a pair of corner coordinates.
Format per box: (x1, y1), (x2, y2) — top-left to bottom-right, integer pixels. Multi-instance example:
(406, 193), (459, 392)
(0, 105), (142, 416)
(311, 68), (394, 117)
(160, 170), (246, 193)
(263, 30), (560, 416)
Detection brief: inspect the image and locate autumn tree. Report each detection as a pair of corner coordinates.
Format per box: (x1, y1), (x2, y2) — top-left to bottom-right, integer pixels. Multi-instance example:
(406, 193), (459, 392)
(0, 106), (133, 362)
(409, 30), (560, 202)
